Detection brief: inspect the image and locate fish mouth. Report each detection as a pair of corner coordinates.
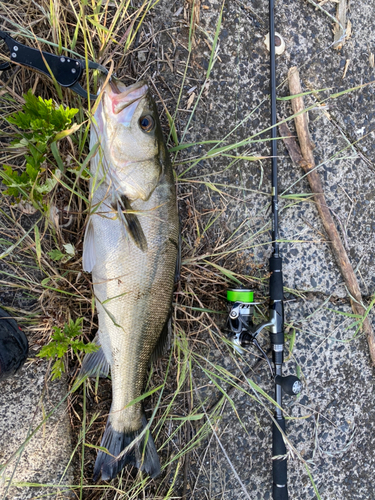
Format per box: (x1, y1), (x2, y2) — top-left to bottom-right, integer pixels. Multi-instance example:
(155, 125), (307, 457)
(108, 80), (148, 115)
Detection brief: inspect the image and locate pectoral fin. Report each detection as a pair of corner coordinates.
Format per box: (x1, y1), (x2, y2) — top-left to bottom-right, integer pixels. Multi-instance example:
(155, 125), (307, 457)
(117, 195), (147, 252)
(82, 218), (96, 272)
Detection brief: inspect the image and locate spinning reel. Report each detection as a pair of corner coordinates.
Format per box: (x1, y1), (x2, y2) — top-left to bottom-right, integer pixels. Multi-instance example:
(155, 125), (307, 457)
(226, 289), (302, 396)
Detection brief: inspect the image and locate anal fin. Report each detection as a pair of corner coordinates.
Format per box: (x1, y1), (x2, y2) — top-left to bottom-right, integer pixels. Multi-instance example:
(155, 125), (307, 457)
(79, 336), (110, 379)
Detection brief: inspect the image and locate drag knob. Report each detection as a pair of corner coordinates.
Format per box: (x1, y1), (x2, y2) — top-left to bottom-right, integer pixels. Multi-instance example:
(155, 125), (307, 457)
(275, 375), (302, 396)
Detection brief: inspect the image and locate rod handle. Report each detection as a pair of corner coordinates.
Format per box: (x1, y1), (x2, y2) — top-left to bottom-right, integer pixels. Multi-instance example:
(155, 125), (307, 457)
(272, 417), (288, 500)
(269, 256), (284, 301)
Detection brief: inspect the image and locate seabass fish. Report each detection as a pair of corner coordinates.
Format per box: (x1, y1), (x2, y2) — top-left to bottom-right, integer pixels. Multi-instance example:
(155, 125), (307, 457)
(81, 80), (179, 481)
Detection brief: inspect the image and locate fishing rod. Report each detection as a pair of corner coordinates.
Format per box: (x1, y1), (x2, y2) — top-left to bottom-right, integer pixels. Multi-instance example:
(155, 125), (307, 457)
(226, 1), (302, 499)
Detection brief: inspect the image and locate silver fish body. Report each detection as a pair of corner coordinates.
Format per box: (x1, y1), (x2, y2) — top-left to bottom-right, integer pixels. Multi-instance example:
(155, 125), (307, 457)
(81, 80), (179, 481)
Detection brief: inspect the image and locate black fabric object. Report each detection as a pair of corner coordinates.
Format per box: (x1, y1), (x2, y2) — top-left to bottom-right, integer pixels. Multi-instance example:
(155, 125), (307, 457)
(0, 307), (28, 380)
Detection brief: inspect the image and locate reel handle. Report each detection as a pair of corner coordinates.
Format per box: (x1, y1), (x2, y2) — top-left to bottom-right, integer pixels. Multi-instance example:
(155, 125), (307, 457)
(275, 375), (302, 396)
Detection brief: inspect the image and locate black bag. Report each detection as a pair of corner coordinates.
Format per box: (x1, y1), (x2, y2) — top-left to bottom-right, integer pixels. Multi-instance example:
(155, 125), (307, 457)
(0, 307), (29, 380)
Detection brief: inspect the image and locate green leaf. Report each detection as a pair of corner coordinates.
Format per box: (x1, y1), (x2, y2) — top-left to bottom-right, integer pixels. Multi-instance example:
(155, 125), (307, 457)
(63, 318), (84, 338)
(34, 225), (41, 265)
(123, 384), (164, 409)
(35, 172), (59, 194)
(48, 239), (74, 263)
(25, 161), (39, 182)
(82, 343), (99, 354)
(172, 413), (205, 421)
(84, 443), (114, 455)
(37, 317), (98, 380)
(327, 307), (362, 319)
(287, 327), (296, 354)
(38, 344), (57, 358)
(63, 243), (75, 256)
(50, 142), (64, 171)
(51, 358), (65, 381)
(169, 140), (218, 153)
(203, 260), (243, 285)
(165, 108), (179, 146)
(47, 249), (65, 261)
(53, 121), (82, 141)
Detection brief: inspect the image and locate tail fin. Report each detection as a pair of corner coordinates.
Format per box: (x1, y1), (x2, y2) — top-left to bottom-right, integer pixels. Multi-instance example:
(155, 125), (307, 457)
(93, 414), (160, 481)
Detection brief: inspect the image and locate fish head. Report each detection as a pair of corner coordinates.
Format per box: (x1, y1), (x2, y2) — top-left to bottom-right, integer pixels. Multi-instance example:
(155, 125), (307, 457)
(93, 80), (165, 201)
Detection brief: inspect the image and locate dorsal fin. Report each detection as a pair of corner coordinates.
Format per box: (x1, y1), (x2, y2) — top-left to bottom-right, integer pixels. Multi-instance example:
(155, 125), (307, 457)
(150, 312), (172, 363)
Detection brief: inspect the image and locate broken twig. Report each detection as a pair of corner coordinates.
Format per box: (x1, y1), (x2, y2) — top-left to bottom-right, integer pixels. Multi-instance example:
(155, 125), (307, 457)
(333, 0), (350, 50)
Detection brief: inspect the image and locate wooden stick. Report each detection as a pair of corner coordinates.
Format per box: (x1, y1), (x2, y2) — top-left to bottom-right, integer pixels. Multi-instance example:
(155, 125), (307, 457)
(284, 66), (375, 365)
(333, 0), (349, 50)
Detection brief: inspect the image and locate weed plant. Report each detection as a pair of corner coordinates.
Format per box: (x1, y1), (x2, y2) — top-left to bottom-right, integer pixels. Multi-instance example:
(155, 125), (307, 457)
(1, 90), (78, 206)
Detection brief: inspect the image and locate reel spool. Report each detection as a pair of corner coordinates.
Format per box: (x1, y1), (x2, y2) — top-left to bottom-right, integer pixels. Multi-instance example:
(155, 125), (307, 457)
(226, 288), (269, 351)
(226, 289), (257, 353)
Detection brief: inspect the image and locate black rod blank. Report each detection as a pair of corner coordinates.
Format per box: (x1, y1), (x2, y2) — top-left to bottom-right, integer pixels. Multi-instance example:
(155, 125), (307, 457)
(269, 0), (279, 257)
(268, 1), (288, 499)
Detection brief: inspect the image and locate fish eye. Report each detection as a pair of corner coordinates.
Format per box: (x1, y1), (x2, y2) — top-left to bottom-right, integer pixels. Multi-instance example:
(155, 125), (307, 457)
(139, 115), (155, 133)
